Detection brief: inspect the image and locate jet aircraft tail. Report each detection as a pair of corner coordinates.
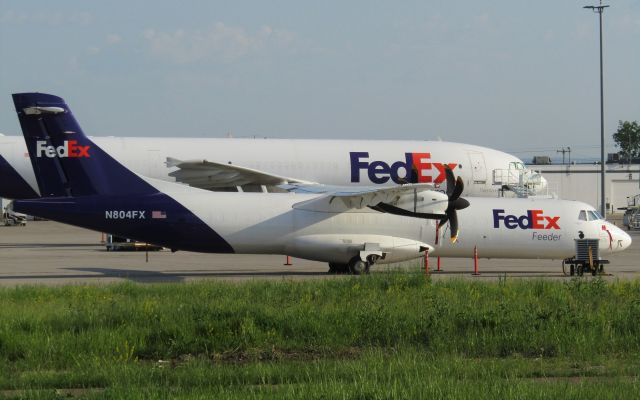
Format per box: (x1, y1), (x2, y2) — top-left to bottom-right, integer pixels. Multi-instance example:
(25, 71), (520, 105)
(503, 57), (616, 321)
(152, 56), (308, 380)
(12, 92), (157, 197)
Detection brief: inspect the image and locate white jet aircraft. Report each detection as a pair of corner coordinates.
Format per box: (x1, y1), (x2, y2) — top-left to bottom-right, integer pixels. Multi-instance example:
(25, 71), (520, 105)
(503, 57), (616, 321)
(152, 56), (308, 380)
(0, 135), (546, 200)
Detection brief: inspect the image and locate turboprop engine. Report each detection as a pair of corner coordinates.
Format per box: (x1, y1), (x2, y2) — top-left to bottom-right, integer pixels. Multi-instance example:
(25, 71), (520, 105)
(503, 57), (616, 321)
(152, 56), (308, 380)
(371, 166), (470, 242)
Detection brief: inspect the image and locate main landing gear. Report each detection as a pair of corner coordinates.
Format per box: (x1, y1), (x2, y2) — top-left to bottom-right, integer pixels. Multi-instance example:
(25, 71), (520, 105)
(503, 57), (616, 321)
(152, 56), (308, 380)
(328, 263), (350, 274)
(328, 256), (378, 275)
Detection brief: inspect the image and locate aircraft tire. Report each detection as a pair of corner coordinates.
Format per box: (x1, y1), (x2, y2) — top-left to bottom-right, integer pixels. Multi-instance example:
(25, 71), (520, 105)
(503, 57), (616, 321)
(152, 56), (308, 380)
(329, 263), (350, 274)
(328, 263), (349, 274)
(328, 263), (337, 274)
(349, 258), (369, 275)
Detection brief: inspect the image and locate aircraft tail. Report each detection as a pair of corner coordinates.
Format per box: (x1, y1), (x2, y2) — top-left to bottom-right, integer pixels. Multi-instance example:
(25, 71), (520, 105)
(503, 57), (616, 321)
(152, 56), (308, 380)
(11, 92), (234, 253)
(12, 93), (157, 197)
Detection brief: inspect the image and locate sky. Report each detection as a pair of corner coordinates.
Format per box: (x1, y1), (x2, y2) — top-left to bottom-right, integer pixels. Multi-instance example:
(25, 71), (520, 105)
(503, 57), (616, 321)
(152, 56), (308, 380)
(0, 0), (638, 161)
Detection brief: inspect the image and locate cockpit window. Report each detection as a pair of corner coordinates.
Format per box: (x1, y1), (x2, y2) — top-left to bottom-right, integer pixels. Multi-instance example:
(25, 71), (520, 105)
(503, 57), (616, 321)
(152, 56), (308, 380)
(578, 210), (587, 221)
(588, 210), (603, 220)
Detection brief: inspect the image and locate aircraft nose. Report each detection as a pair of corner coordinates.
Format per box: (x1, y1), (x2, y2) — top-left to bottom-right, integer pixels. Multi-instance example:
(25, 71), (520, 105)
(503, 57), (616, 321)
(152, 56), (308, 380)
(539, 175), (548, 189)
(527, 172), (547, 195)
(610, 224), (632, 252)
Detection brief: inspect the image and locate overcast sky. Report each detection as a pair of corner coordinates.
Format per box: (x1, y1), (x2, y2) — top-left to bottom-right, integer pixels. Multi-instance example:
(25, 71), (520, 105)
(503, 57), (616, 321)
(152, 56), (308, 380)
(0, 1), (638, 161)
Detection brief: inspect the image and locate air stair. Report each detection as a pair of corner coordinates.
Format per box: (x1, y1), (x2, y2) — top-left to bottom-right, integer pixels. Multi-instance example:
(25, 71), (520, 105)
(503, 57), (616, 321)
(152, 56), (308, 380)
(623, 195), (640, 230)
(492, 162), (546, 198)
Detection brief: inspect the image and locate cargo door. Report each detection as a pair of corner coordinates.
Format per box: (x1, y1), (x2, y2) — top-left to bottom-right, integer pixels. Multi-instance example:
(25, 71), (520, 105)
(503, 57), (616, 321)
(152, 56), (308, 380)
(467, 152), (487, 183)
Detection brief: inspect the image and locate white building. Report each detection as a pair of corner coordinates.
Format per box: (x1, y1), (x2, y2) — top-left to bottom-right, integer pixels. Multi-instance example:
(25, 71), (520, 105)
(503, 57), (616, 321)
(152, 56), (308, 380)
(530, 163), (640, 214)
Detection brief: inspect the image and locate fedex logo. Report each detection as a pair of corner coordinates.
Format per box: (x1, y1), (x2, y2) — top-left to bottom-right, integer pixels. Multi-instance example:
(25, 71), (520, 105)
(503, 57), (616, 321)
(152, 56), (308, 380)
(350, 152), (457, 184)
(36, 140), (90, 158)
(493, 209), (560, 230)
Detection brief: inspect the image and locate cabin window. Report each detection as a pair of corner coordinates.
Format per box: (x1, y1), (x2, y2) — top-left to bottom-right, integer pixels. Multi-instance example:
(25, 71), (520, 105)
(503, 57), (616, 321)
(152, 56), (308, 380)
(578, 210), (587, 221)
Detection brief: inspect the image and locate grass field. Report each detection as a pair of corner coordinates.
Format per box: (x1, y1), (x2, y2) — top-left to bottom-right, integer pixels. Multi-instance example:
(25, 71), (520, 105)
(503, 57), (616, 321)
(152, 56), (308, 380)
(1, 272), (640, 398)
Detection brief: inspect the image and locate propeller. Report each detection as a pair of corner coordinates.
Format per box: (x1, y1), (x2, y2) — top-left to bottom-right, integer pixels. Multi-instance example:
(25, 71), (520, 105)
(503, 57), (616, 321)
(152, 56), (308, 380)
(437, 165), (470, 243)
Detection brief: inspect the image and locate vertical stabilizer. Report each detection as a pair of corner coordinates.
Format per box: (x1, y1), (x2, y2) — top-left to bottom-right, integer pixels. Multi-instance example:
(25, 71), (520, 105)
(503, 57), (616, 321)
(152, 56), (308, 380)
(12, 93), (157, 197)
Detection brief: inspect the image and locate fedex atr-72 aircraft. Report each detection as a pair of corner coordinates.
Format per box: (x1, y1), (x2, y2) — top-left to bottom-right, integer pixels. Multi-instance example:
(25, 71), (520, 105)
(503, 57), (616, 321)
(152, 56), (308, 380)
(0, 131), (546, 201)
(7, 93), (631, 275)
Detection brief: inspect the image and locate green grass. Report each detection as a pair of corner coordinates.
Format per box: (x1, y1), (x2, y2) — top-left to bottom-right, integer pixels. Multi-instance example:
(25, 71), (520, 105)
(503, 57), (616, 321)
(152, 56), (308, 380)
(1, 273), (640, 398)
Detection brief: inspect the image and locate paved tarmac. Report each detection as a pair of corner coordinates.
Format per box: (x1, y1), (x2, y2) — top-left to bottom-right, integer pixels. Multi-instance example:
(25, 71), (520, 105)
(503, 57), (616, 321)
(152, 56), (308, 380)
(0, 221), (638, 286)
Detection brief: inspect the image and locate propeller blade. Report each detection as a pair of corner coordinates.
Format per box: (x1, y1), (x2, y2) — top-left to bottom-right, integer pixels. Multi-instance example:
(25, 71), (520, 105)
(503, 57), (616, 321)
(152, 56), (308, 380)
(371, 203), (446, 220)
(439, 167), (465, 243)
(450, 176), (464, 201)
(438, 215), (449, 230)
(445, 165), (455, 197)
(449, 212), (459, 243)
(453, 197), (470, 211)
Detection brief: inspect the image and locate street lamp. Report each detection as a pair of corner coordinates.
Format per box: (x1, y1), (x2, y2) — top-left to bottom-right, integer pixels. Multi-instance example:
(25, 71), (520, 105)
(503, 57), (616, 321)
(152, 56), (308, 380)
(583, 1), (609, 217)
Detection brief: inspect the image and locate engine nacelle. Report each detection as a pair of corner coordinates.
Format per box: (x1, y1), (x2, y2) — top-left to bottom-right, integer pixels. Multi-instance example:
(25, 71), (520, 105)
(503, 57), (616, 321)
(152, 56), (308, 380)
(285, 234), (432, 264)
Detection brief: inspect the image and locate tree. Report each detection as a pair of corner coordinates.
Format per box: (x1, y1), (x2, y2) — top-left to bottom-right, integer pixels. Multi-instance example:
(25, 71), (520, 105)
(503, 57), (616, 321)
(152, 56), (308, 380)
(612, 120), (640, 162)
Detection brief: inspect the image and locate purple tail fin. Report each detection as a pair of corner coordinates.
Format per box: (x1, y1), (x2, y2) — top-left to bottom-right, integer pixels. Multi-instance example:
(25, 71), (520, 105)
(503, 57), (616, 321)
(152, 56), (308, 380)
(12, 93), (157, 197)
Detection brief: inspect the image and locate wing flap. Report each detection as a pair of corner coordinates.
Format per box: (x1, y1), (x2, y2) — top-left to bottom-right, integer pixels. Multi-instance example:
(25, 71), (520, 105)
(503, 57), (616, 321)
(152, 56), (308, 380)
(166, 157), (313, 189)
(291, 183), (449, 216)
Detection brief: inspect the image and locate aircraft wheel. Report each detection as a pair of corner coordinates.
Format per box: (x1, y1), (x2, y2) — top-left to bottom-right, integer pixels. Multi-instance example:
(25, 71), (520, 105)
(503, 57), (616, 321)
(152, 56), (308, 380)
(349, 258), (370, 275)
(569, 264), (575, 276)
(598, 264), (604, 273)
(329, 263), (349, 274)
(577, 265), (584, 277)
(328, 263), (337, 274)
(328, 263), (349, 274)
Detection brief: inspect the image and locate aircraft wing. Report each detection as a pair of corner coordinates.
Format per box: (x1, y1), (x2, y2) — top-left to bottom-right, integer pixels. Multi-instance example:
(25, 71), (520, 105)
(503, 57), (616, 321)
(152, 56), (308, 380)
(288, 183), (449, 218)
(166, 157), (314, 189)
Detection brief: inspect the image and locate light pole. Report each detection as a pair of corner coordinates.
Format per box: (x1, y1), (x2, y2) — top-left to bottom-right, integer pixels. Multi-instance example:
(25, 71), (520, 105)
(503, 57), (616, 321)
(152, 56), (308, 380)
(584, 1), (609, 217)
(556, 146), (571, 165)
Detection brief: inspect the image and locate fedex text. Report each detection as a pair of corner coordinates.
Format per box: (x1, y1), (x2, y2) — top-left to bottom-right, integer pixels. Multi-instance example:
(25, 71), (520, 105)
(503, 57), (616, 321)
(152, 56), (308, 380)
(36, 140), (90, 158)
(350, 152), (456, 184)
(493, 209), (560, 230)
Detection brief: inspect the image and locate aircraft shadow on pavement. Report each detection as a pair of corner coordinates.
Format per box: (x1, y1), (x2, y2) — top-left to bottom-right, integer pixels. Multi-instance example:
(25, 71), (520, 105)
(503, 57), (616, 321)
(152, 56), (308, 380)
(65, 267), (187, 283)
(428, 270), (565, 278)
(0, 267), (328, 284)
(0, 243), (100, 249)
(0, 268), (181, 284)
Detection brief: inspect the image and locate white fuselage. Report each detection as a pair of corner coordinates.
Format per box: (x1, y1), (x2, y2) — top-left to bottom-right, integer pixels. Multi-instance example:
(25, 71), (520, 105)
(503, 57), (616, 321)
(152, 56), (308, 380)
(156, 178), (630, 262)
(0, 136), (545, 199)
